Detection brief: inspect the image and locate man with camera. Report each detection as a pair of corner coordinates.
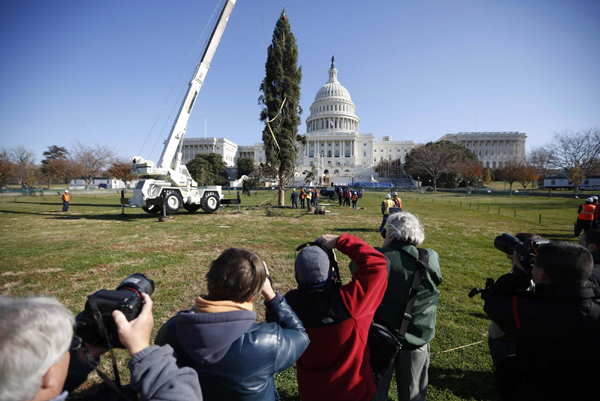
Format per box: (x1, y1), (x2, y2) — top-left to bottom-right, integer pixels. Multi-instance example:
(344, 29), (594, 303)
(284, 233), (389, 401)
(0, 293), (203, 401)
(483, 241), (600, 400)
(369, 212), (442, 401)
(155, 248), (309, 401)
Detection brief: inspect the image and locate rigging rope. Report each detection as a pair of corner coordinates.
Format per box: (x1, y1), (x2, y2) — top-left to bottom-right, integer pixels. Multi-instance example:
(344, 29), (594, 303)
(140, 0), (225, 159)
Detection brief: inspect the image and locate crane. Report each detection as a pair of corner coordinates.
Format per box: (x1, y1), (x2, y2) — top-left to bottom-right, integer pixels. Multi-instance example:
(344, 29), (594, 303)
(127, 0), (239, 214)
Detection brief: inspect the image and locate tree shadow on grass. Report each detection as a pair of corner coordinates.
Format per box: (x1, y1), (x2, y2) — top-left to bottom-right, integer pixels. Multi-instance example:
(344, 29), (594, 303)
(11, 201), (120, 208)
(429, 366), (500, 401)
(329, 227), (378, 233)
(0, 209), (155, 221)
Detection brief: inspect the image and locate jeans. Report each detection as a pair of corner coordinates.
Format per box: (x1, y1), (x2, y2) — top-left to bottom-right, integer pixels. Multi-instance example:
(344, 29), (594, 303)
(62, 201), (69, 212)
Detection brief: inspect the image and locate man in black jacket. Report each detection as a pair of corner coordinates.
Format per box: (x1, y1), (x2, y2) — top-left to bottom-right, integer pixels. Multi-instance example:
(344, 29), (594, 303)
(483, 242), (600, 401)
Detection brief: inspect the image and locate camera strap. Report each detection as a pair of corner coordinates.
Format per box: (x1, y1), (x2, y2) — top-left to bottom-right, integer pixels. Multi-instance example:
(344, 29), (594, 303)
(87, 297), (135, 401)
(396, 248), (431, 342)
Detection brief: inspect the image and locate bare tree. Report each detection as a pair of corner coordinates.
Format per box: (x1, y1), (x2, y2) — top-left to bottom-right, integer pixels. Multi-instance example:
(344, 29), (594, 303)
(527, 147), (554, 187)
(8, 146), (37, 184)
(72, 142), (115, 190)
(404, 141), (463, 191)
(547, 128), (600, 195)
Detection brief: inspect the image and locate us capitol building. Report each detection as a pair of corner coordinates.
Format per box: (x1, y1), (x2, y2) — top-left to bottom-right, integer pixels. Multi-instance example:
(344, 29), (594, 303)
(181, 58), (526, 183)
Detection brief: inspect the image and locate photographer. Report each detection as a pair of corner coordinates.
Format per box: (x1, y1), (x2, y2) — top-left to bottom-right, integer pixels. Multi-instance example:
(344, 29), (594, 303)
(285, 234), (389, 401)
(155, 248), (309, 401)
(483, 242), (600, 400)
(0, 294), (203, 401)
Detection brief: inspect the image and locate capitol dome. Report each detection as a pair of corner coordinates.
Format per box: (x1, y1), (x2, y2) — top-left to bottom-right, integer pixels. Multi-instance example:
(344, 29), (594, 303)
(306, 57), (360, 134)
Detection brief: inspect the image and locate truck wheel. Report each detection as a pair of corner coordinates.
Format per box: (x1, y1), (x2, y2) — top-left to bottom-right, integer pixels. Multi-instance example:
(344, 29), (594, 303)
(142, 205), (161, 214)
(164, 191), (183, 213)
(183, 203), (201, 213)
(201, 193), (220, 213)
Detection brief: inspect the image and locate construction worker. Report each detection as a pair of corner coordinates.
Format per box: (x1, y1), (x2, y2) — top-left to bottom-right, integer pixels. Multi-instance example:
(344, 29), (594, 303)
(575, 197), (596, 237)
(591, 196), (599, 229)
(379, 194), (395, 232)
(62, 190), (70, 212)
(313, 188), (320, 207)
(351, 190), (358, 209)
(344, 188), (351, 206)
(300, 189), (306, 209)
(306, 189), (312, 208)
(392, 191), (402, 211)
(337, 186), (343, 206)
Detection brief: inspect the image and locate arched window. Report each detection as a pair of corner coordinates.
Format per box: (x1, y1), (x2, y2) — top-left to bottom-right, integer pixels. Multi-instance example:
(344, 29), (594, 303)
(334, 169), (340, 174)
(324, 169), (329, 174)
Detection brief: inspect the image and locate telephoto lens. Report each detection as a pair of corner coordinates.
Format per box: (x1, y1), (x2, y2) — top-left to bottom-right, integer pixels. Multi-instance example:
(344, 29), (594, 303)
(75, 273), (155, 348)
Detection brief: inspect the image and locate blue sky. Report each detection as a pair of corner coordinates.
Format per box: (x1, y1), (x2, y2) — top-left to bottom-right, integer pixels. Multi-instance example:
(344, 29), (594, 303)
(1, 0), (599, 163)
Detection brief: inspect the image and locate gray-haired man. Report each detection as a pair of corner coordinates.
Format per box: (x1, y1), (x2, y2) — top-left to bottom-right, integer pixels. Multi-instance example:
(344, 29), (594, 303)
(366, 212), (442, 401)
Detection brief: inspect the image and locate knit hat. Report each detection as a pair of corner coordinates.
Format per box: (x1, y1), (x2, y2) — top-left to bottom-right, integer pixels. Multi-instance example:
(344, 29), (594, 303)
(295, 246), (332, 289)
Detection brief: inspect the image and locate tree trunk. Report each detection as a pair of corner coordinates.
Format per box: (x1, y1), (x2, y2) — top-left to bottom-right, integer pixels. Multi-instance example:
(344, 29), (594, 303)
(278, 168), (285, 206)
(509, 182), (513, 195)
(433, 178), (437, 191)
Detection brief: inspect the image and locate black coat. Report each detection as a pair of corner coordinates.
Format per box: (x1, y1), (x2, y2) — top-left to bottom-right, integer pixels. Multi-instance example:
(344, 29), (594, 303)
(484, 270), (600, 400)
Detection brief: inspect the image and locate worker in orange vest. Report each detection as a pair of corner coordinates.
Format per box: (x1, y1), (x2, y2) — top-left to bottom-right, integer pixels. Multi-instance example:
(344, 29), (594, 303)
(351, 191), (358, 209)
(575, 198), (596, 237)
(379, 194), (395, 232)
(300, 189), (306, 209)
(591, 196), (599, 229)
(392, 191), (402, 211)
(62, 190), (70, 212)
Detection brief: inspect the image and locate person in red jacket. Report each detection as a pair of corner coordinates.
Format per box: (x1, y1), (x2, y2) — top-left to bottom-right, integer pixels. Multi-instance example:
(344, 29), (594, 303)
(285, 233), (389, 401)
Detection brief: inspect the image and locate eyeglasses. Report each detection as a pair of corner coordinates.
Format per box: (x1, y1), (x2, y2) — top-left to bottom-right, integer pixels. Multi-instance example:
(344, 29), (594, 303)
(70, 335), (82, 351)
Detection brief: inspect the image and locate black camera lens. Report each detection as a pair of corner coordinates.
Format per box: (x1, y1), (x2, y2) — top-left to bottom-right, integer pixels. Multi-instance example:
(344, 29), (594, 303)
(494, 233), (525, 256)
(116, 273), (155, 297)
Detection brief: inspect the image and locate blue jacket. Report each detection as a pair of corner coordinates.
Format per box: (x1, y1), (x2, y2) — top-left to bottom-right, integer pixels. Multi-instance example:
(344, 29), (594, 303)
(155, 294), (309, 401)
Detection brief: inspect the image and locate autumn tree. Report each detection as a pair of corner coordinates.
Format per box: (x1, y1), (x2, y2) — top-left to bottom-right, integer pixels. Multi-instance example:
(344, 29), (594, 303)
(108, 159), (133, 187)
(546, 128), (600, 194)
(72, 142), (115, 190)
(519, 165), (539, 190)
(497, 160), (526, 194)
(259, 10), (303, 205)
(0, 149), (14, 187)
(457, 158), (483, 191)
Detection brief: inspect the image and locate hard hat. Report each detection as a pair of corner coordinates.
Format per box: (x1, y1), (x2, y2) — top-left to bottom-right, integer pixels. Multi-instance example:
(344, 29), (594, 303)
(385, 194), (391, 199)
(392, 192), (398, 196)
(592, 196), (598, 201)
(586, 197), (593, 203)
(65, 190), (69, 193)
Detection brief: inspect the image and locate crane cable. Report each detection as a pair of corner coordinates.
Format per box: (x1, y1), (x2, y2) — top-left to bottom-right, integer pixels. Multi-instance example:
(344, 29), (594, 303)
(139, 0), (225, 159)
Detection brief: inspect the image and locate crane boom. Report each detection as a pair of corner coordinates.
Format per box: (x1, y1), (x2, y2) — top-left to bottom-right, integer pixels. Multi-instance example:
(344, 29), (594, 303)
(157, 0), (237, 170)
(127, 0), (241, 215)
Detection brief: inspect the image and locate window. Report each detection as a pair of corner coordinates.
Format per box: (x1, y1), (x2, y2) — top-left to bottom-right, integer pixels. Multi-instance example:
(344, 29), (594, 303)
(363, 151), (366, 157)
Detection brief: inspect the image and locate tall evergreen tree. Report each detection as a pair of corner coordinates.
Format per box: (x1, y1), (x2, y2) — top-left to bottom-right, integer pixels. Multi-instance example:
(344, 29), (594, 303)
(259, 10), (304, 206)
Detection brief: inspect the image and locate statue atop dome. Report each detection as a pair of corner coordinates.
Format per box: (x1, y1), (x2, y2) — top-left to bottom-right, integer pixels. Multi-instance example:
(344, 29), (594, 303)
(331, 55), (335, 69)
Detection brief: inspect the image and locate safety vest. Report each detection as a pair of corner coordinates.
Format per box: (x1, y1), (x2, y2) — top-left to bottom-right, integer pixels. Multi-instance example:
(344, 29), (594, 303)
(300, 191), (305, 199)
(384, 199), (394, 214)
(63, 194), (70, 202)
(579, 204), (596, 221)
(351, 193), (358, 201)
(394, 197), (402, 208)
(307, 192), (311, 199)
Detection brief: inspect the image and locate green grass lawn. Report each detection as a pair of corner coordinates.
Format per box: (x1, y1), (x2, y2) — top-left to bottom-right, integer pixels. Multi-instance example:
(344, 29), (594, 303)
(0, 190), (584, 400)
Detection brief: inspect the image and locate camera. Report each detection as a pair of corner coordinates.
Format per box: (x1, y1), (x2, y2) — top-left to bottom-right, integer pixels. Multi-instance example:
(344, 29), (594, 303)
(76, 273), (154, 348)
(468, 278), (495, 298)
(494, 233), (550, 271)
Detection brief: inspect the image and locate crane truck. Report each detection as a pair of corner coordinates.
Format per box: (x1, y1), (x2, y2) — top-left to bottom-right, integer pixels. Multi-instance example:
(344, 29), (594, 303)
(125, 0), (239, 214)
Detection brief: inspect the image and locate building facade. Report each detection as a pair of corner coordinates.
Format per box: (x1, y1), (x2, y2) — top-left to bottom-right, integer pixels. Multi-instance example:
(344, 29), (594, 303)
(438, 132), (527, 169)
